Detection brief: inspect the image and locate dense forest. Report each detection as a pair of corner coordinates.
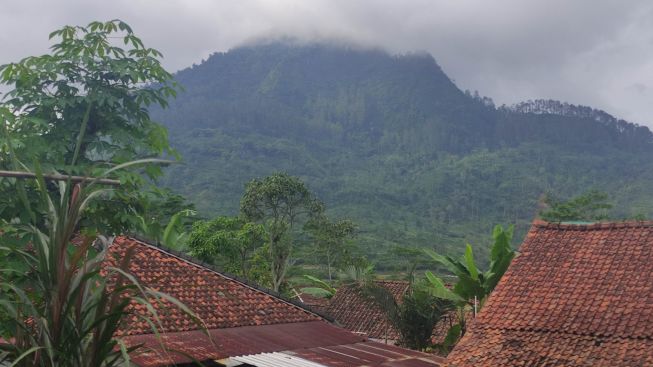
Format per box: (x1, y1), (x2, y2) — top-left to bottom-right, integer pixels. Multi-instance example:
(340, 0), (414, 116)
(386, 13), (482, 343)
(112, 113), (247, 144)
(152, 42), (653, 268)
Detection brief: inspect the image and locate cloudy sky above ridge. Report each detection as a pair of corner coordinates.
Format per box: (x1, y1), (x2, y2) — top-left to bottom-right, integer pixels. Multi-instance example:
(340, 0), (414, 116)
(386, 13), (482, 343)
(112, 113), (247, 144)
(2, 0), (652, 127)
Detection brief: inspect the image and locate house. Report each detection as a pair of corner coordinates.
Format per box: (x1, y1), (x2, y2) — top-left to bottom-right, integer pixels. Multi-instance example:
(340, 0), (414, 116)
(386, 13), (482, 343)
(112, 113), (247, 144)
(325, 280), (409, 342)
(325, 280), (458, 345)
(446, 221), (653, 366)
(105, 236), (445, 366)
(294, 292), (331, 315)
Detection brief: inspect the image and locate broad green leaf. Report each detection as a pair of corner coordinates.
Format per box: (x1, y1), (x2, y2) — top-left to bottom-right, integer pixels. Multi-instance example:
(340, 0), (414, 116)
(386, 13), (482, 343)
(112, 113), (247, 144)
(443, 324), (462, 347)
(424, 248), (460, 275)
(299, 287), (334, 298)
(464, 244), (479, 280)
(425, 271), (463, 302)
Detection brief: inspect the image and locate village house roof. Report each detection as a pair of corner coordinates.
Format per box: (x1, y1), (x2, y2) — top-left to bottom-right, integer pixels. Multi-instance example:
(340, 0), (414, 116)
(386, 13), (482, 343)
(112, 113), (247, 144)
(325, 280), (459, 345)
(325, 280), (410, 341)
(295, 292), (331, 315)
(106, 237), (445, 366)
(446, 220), (653, 366)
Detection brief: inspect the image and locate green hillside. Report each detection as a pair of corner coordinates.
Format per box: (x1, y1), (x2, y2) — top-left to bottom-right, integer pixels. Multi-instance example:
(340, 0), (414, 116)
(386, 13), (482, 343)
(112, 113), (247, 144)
(153, 42), (653, 268)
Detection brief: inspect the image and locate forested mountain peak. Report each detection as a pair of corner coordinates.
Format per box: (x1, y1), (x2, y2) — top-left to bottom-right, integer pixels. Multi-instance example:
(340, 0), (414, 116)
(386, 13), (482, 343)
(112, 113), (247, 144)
(503, 99), (652, 142)
(155, 41), (653, 266)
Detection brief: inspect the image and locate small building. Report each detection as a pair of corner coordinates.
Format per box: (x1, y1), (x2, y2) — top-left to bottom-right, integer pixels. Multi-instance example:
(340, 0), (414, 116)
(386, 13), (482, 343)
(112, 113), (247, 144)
(446, 221), (653, 366)
(105, 237), (445, 366)
(325, 280), (458, 345)
(294, 292), (331, 315)
(325, 280), (410, 343)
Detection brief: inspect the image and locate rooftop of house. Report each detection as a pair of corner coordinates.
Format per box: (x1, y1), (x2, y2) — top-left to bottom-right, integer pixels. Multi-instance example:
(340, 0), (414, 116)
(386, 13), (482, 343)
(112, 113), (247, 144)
(325, 280), (410, 341)
(446, 220), (653, 366)
(105, 236), (324, 336)
(294, 291), (332, 315)
(105, 236), (445, 366)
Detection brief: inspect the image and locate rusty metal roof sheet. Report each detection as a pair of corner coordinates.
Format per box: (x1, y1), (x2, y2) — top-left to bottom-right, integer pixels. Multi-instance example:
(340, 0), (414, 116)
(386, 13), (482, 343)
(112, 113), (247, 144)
(124, 323), (444, 367)
(232, 347), (444, 367)
(233, 352), (327, 367)
(123, 321), (364, 366)
(290, 341), (445, 367)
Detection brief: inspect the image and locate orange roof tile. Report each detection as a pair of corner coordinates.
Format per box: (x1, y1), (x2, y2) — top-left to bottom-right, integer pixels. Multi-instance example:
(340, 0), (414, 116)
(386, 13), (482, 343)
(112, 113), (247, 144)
(325, 280), (409, 340)
(296, 291), (331, 314)
(104, 237), (444, 367)
(447, 221), (653, 366)
(105, 236), (322, 336)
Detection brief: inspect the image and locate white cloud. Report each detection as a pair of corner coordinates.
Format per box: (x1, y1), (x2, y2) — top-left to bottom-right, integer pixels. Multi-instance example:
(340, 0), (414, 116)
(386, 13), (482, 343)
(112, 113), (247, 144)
(1, 0), (652, 126)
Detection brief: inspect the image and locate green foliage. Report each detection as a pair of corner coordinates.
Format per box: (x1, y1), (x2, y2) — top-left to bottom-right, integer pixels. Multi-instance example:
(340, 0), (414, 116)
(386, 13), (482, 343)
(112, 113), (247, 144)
(0, 167), (202, 366)
(425, 225), (515, 309)
(0, 20), (201, 366)
(433, 323), (462, 355)
(366, 281), (453, 351)
(240, 173), (324, 291)
(187, 216), (267, 282)
(160, 209), (197, 249)
(540, 189), (613, 222)
(133, 188), (196, 245)
(153, 43), (653, 268)
(305, 214), (357, 281)
(299, 275), (337, 298)
(0, 19), (180, 236)
(134, 188), (196, 249)
(424, 225), (515, 347)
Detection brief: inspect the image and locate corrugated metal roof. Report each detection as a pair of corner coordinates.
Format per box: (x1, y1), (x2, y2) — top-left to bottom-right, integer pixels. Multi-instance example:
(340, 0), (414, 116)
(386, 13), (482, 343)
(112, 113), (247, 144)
(233, 352), (327, 367)
(123, 321), (364, 366)
(291, 341), (444, 367)
(229, 341), (444, 367)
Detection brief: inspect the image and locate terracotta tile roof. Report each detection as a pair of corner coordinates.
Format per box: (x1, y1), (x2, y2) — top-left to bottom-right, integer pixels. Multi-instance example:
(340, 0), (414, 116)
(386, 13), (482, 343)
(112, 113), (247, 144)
(296, 292), (331, 314)
(105, 236), (322, 336)
(325, 280), (410, 340)
(446, 220), (653, 366)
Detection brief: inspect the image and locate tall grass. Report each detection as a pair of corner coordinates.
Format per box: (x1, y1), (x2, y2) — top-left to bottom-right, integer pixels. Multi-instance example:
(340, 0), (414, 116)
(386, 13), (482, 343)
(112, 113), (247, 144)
(0, 162), (203, 366)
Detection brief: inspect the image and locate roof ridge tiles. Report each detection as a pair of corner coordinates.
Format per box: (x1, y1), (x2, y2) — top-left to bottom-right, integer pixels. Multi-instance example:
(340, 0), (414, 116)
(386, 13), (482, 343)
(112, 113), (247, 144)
(475, 324), (653, 341)
(374, 279), (409, 284)
(123, 234), (335, 323)
(531, 219), (653, 230)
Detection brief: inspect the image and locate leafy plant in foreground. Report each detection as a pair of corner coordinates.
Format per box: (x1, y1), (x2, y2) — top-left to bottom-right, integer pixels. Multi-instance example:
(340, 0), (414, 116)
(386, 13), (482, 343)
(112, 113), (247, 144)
(0, 159), (204, 366)
(0, 20), (204, 366)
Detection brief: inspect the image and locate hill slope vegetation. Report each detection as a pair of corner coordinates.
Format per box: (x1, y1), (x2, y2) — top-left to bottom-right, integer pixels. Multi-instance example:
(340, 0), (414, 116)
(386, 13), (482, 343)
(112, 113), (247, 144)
(153, 42), (653, 267)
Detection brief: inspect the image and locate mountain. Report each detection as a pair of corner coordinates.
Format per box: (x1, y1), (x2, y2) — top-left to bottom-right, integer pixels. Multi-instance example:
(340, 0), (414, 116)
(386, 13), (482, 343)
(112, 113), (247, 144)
(152, 41), (653, 268)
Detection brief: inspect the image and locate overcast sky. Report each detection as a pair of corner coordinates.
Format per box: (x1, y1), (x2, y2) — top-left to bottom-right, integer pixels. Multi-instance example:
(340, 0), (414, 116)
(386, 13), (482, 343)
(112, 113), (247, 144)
(2, 0), (652, 127)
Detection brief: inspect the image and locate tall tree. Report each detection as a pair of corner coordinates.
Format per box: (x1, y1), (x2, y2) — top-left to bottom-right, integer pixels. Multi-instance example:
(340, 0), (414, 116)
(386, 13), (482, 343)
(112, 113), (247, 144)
(0, 20), (199, 365)
(0, 19), (179, 237)
(540, 189), (613, 222)
(187, 216), (266, 281)
(306, 214), (357, 281)
(240, 173), (323, 292)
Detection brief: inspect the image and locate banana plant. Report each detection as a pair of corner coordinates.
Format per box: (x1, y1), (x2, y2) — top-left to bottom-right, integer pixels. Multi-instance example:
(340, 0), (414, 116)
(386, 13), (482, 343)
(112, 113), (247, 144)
(299, 275), (338, 298)
(136, 208), (196, 250)
(298, 262), (374, 299)
(425, 224), (515, 308)
(424, 224), (516, 348)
